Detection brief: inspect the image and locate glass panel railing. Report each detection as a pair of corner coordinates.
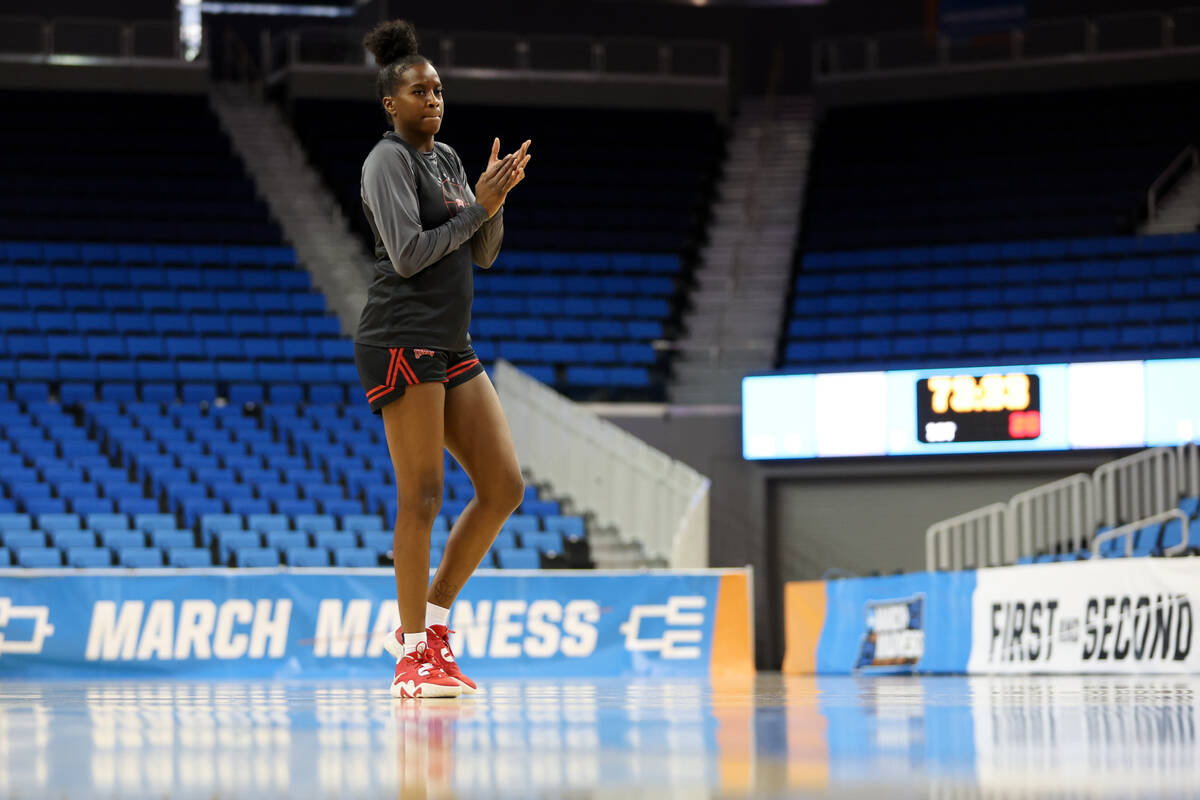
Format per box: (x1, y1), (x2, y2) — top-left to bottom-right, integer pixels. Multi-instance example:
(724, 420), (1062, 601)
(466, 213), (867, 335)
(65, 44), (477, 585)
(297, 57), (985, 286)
(51, 18), (123, 58)
(815, 9), (1192, 78)
(0, 16), (43, 54)
(1095, 11), (1166, 52)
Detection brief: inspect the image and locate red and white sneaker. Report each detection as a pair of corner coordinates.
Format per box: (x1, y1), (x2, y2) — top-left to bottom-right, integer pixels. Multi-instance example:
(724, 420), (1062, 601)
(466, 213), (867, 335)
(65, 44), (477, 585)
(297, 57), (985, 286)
(385, 625), (478, 695)
(390, 641), (462, 699)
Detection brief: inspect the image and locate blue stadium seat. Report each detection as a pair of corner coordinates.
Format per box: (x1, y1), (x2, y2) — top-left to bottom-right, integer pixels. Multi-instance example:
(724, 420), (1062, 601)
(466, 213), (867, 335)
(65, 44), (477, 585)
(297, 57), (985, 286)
(50, 530), (96, 550)
(265, 531), (309, 551)
(503, 515), (540, 535)
(523, 531), (565, 553)
(284, 547), (330, 567)
(333, 548), (377, 567)
(86, 513), (129, 531)
(359, 532), (393, 555)
(135, 513), (178, 532)
(66, 547), (112, 567)
(0, 514), (33, 532)
(3, 531), (48, 550)
(314, 531), (357, 551)
(496, 547), (540, 569)
(180, 498), (225, 528)
(119, 547), (164, 567)
(1160, 518), (1187, 554)
(216, 531), (262, 562)
(200, 513), (243, 536)
(100, 530), (145, 550)
(276, 499), (318, 517)
(17, 547), (62, 567)
(295, 514), (337, 534)
(1133, 524), (1161, 557)
(118, 497), (160, 516)
(342, 514), (384, 534)
(522, 500), (561, 516)
(233, 547), (280, 568)
(39, 513), (81, 532)
(167, 547), (214, 567)
(247, 514), (289, 534)
(149, 530), (195, 550)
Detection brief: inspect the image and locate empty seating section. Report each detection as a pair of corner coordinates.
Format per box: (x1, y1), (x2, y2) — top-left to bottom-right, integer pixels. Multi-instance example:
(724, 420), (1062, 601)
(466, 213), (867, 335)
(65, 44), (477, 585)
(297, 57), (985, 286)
(0, 90), (280, 243)
(470, 251), (677, 397)
(0, 398), (589, 570)
(290, 99), (719, 252)
(804, 83), (1200, 250)
(0, 241), (347, 405)
(289, 99), (724, 400)
(783, 233), (1200, 371)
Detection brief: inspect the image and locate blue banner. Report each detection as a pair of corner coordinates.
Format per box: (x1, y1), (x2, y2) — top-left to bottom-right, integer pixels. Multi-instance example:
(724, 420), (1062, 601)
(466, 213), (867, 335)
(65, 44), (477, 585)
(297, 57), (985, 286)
(815, 571), (976, 674)
(0, 568), (752, 679)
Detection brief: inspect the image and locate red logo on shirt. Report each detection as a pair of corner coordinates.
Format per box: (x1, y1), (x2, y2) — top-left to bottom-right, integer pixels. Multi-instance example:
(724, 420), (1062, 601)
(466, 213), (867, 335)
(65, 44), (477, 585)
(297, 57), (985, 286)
(413, 349), (436, 359)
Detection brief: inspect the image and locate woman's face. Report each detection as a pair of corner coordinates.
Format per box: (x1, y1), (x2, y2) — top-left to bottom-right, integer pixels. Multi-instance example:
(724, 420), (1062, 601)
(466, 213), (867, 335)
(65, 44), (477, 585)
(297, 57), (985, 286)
(383, 61), (443, 137)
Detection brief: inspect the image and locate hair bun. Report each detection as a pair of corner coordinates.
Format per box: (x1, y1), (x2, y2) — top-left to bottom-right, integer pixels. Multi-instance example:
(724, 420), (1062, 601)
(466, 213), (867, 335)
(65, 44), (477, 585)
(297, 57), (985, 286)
(363, 19), (419, 66)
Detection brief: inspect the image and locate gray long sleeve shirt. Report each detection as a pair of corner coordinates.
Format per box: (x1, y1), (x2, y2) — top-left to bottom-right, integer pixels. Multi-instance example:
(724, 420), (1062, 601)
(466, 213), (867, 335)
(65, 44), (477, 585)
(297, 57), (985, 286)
(355, 132), (504, 350)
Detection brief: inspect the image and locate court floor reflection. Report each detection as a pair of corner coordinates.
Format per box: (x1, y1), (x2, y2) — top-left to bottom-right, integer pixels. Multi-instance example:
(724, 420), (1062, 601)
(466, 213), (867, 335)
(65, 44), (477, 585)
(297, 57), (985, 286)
(0, 674), (1197, 798)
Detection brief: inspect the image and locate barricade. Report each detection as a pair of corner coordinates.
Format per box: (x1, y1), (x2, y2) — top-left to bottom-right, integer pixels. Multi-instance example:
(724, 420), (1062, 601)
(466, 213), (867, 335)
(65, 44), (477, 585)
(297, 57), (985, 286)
(0, 567), (753, 679)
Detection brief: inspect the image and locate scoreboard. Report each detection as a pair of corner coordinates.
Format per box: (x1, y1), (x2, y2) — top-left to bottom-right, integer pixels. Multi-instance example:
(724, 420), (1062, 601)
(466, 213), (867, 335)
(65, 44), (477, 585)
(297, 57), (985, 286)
(916, 373), (1040, 444)
(742, 358), (1200, 460)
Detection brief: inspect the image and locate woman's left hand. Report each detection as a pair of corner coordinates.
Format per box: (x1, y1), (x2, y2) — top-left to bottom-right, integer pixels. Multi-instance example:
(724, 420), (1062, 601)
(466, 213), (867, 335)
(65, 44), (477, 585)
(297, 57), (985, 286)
(486, 138), (532, 193)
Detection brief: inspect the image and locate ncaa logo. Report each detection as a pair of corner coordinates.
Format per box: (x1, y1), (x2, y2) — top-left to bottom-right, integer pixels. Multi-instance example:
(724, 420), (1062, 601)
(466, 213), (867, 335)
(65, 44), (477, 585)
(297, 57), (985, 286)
(619, 596), (706, 659)
(0, 597), (55, 656)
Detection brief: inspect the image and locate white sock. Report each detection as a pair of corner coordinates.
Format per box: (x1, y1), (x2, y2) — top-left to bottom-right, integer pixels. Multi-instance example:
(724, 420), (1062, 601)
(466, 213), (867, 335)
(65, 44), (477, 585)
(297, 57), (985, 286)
(403, 631), (427, 657)
(426, 602), (450, 629)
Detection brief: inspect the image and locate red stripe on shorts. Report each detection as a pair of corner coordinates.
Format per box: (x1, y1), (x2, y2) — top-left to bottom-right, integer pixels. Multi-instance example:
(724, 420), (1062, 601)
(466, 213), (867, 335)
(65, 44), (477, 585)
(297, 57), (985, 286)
(445, 358), (481, 379)
(395, 348), (418, 385)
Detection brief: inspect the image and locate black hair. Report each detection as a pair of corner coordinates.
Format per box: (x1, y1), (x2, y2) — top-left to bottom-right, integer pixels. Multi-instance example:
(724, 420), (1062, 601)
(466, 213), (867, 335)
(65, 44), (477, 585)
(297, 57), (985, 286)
(363, 19), (433, 124)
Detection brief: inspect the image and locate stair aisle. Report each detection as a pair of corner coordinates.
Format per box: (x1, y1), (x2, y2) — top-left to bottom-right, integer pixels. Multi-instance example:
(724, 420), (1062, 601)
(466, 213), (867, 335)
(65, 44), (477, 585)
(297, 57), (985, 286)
(670, 96), (814, 404)
(209, 85), (372, 335)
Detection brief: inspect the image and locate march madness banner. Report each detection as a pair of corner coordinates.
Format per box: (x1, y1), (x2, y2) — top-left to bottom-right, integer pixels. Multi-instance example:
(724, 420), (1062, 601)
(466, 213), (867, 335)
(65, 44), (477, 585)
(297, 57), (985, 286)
(0, 568), (753, 679)
(785, 559), (1200, 675)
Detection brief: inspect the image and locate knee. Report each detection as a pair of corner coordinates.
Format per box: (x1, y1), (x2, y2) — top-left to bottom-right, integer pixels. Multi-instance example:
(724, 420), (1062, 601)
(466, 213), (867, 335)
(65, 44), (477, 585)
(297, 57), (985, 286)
(483, 469), (525, 515)
(397, 475), (443, 523)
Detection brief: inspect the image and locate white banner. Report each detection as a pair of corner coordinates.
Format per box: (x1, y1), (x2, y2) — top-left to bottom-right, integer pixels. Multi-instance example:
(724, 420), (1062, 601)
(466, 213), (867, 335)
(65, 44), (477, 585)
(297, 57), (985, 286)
(969, 559), (1198, 674)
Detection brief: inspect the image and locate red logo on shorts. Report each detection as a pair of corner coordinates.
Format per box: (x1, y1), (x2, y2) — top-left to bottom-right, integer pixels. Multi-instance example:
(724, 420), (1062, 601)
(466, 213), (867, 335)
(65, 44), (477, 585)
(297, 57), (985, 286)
(413, 349), (436, 359)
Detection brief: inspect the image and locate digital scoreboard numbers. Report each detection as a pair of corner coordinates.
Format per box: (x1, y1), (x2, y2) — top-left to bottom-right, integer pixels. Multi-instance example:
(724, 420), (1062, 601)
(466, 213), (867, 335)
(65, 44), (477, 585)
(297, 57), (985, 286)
(917, 373), (1041, 444)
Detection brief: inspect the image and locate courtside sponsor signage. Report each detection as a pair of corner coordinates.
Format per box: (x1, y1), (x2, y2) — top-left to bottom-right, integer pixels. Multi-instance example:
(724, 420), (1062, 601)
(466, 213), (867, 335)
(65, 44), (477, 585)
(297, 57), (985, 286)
(0, 569), (751, 679)
(814, 571), (975, 674)
(968, 560), (1197, 673)
(855, 594), (925, 673)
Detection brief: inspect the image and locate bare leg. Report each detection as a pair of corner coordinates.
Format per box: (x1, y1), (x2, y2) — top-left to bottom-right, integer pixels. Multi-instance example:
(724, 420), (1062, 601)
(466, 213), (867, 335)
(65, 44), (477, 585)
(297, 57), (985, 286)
(430, 372), (524, 607)
(379, 382), (446, 635)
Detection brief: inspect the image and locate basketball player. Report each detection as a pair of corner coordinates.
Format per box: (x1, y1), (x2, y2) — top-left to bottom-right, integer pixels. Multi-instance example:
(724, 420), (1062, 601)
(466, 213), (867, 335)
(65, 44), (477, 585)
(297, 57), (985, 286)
(354, 19), (532, 698)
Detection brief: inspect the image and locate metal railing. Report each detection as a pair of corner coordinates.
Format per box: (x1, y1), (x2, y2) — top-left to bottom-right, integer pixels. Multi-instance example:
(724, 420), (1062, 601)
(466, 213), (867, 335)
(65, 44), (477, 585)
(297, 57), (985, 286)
(493, 360), (710, 568)
(1008, 473), (1096, 563)
(1181, 442), (1200, 499)
(0, 15), (183, 60)
(927, 446), (1198, 571)
(1147, 145), (1199, 222)
(269, 27), (728, 84)
(1091, 508), (1190, 558)
(815, 7), (1199, 79)
(1094, 447), (1180, 528)
(926, 502), (1007, 572)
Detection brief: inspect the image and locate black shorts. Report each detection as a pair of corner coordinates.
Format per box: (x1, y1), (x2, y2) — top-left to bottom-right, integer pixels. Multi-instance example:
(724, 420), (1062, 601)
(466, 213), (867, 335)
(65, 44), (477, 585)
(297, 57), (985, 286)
(354, 344), (484, 413)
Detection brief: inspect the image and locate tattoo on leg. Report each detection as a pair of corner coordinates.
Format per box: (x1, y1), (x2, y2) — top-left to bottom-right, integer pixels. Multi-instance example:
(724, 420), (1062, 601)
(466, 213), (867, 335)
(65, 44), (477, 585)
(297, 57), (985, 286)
(430, 579), (459, 606)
